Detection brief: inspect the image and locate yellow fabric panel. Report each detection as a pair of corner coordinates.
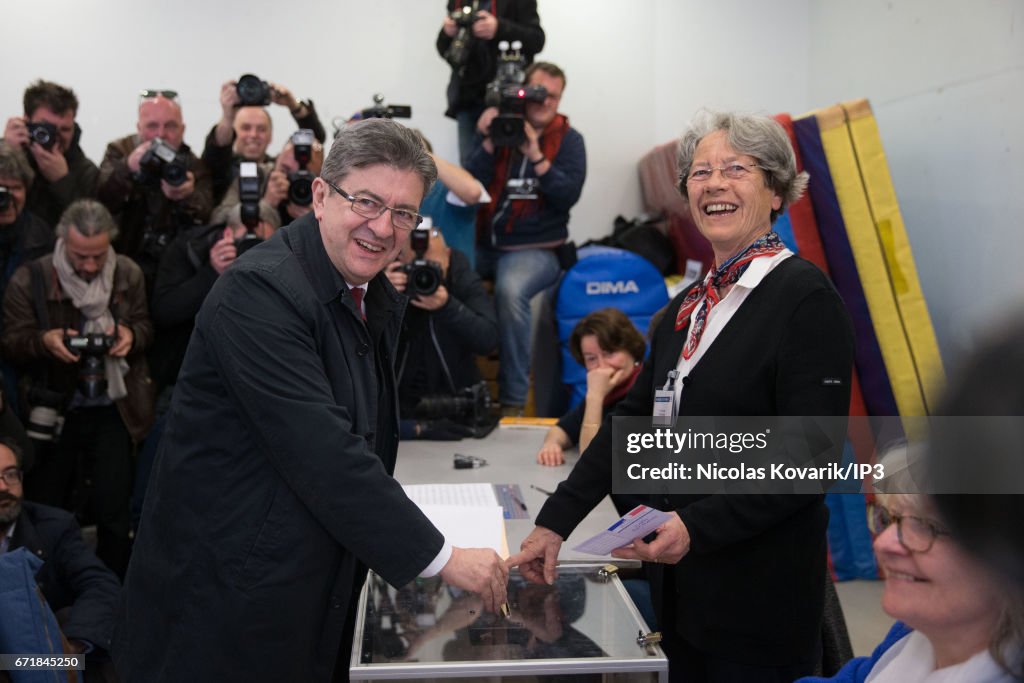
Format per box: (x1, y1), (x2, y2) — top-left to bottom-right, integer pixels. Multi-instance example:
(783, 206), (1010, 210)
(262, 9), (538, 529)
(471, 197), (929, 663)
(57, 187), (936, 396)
(813, 105), (929, 420)
(842, 99), (945, 412)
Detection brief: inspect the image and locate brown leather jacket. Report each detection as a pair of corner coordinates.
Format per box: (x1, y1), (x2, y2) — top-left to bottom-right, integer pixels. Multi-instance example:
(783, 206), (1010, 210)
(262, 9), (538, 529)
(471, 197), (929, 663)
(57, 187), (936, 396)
(1, 253), (156, 443)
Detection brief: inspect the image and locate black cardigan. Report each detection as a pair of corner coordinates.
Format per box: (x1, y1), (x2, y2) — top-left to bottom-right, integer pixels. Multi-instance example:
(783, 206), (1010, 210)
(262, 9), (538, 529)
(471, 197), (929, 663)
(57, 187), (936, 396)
(536, 255), (854, 664)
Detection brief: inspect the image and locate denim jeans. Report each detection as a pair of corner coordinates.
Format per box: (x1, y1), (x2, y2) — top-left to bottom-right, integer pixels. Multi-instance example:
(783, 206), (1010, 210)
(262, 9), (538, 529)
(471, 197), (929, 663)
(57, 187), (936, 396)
(477, 247), (561, 406)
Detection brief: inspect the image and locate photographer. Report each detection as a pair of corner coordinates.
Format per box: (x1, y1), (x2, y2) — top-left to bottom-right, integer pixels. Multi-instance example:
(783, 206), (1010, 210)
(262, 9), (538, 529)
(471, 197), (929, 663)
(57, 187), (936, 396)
(436, 0), (545, 164)
(3, 80), (99, 229)
(96, 93), (212, 294)
(212, 133), (324, 228)
(0, 142), (55, 413)
(384, 227), (497, 439)
(202, 79), (326, 203)
(1, 199), (154, 578)
(466, 61), (586, 415)
(150, 201), (281, 393)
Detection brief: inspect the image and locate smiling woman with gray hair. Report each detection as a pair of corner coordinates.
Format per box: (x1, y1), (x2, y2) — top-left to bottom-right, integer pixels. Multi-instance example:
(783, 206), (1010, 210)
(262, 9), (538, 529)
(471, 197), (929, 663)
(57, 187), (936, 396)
(512, 110), (855, 682)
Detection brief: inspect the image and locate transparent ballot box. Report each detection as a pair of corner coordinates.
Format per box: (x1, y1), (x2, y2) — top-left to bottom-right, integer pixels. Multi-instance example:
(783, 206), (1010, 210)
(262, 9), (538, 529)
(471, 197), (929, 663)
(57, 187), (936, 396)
(350, 563), (667, 682)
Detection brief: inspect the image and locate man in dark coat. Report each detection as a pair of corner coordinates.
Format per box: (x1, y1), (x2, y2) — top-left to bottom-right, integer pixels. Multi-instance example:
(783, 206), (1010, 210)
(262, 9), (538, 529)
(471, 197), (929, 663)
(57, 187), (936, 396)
(0, 438), (120, 663)
(113, 118), (509, 682)
(3, 79), (99, 229)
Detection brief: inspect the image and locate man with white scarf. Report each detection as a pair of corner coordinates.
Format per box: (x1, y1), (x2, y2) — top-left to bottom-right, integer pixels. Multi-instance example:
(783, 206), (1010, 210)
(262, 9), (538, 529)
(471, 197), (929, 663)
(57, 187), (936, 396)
(1, 199), (154, 578)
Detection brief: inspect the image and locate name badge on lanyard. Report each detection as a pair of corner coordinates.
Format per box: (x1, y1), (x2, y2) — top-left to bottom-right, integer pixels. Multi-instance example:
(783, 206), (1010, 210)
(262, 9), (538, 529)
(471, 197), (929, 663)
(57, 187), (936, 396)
(653, 369), (678, 427)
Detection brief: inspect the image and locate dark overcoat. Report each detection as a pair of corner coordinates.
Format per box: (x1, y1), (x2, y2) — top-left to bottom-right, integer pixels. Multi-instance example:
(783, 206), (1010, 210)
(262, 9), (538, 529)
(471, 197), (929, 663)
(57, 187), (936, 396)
(113, 212), (444, 681)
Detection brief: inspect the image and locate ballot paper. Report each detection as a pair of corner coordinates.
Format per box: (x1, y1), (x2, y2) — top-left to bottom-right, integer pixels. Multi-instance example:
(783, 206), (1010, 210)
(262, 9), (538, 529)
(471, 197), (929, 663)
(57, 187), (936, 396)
(402, 483), (509, 558)
(572, 505), (675, 556)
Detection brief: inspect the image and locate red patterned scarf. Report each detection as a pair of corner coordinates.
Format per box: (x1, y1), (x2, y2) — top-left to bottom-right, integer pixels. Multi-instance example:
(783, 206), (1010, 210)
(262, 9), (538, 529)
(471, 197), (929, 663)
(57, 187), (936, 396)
(674, 231), (786, 359)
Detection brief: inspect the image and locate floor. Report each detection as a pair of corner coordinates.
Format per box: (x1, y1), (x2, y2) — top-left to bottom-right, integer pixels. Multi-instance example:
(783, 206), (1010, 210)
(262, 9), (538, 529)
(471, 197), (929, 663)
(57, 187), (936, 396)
(835, 579), (893, 656)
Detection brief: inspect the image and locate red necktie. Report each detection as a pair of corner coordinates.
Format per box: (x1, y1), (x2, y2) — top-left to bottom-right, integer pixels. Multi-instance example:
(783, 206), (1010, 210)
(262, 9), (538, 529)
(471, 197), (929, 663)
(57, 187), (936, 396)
(349, 287), (366, 321)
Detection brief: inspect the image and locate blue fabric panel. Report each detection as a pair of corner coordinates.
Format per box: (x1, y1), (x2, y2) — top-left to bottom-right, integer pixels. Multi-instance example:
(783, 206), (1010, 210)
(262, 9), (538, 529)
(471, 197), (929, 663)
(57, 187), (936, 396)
(419, 180), (479, 269)
(0, 548), (67, 682)
(555, 247), (669, 409)
(773, 209), (799, 254)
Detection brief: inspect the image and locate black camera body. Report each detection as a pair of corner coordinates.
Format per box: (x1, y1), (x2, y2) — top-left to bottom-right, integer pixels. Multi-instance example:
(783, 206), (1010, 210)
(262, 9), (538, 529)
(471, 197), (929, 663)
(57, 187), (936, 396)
(287, 129), (315, 206)
(0, 186), (10, 211)
(401, 227), (443, 298)
(27, 121), (59, 151)
(236, 161), (263, 255)
(64, 332), (116, 399)
(484, 41), (547, 147)
(444, 3), (480, 69)
(359, 94), (412, 120)
(138, 137), (189, 187)
(415, 381), (493, 429)
(236, 74), (271, 107)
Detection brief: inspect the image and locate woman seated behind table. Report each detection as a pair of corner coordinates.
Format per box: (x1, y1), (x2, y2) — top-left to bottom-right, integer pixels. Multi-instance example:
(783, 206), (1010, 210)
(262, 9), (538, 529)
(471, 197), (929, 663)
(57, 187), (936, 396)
(536, 308), (645, 469)
(799, 444), (1024, 683)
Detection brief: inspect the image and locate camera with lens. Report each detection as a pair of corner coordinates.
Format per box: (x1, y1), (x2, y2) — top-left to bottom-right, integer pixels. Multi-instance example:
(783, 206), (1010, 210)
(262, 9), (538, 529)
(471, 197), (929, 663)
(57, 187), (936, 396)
(137, 137), (189, 187)
(360, 94), (412, 120)
(64, 332), (116, 400)
(236, 161), (263, 256)
(401, 225), (443, 298)
(287, 129), (315, 206)
(0, 187), (10, 211)
(26, 121), (59, 151)
(484, 41), (547, 147)
(236, 73), (271, 107)
(415, 381), (494, 429)
(444, 2), (481, 69)
(25, 385), (65, 443)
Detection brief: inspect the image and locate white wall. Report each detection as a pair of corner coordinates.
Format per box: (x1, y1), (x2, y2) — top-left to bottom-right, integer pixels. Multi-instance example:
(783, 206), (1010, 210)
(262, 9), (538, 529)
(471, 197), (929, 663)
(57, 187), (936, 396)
(4, 0), (1014, 363)
(807, 0), (1024, 361)
(0, 0), (809, 244)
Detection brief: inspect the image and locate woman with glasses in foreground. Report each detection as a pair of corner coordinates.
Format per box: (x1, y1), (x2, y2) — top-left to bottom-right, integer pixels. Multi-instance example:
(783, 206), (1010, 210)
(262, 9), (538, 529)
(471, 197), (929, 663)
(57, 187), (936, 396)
(799, 444), (1024, 682)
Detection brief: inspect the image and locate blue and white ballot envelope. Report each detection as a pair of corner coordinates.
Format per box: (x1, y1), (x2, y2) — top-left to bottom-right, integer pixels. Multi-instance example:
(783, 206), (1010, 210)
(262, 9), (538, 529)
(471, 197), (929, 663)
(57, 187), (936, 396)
(572, 505), (675, 556)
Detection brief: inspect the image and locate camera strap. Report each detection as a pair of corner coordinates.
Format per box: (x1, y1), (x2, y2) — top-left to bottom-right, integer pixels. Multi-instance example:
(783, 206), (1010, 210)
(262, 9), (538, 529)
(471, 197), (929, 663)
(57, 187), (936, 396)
(28, 260), (50, 330)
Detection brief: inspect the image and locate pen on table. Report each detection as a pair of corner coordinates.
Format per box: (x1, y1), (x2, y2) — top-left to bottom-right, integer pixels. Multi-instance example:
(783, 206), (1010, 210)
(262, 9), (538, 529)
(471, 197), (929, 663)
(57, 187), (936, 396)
(501, 601), (511, 618)
(511, 494), (527, 511)
(530, 484), (555, 496)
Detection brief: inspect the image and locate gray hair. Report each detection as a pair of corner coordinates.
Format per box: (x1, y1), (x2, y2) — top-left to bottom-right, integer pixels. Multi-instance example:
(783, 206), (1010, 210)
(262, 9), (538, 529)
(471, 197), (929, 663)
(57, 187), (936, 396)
(211, 201), (282, 231)
(677, 110), (808, 223)
(56, 199), (119, 241)
(322, 118), (437, 198)
(0, 140), (35, 187)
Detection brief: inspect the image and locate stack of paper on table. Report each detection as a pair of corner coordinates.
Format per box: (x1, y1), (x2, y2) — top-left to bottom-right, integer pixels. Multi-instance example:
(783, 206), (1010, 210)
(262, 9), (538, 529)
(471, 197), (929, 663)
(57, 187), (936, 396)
(403, 483), (509, 558)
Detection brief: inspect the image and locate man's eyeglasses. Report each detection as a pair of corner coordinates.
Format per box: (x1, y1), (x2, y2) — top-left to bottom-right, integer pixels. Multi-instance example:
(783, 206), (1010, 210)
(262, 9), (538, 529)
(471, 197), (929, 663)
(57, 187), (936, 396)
(686, 163), (764, 183)
(868, 503), (951, 553)
(323, 179), (423, 231)
(138, 89), (179, 103)
(0, 468), (22, 487)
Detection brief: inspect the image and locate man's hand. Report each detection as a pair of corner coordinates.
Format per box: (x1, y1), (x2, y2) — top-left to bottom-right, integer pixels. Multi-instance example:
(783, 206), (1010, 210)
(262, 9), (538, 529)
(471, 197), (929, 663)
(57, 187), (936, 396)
(410, 284), (449, 311)
(611, 512), (691, 565)
(438, 547), (509, 613)
(264, 168), (289, 207)
(384, 261), (406, 293)
(536, 439), (565, 467)
(506, 526), (563, 585)
(31, 143), (69, 183)
(161, 171), (195, 201)
(3, 117), (29, 147)
(42, 329), (79, 364)
(126, 140), (151, 174)
(441, 15), (458, 37)
(108, 324), (134, 357)
(476, 107), (500, 137)
(209, 228), (238, 275)
(518, 121), (542, 161)
(269, 82), (300, 113)
(213, 81), (241, 146)
(472, 10), (499, 40)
